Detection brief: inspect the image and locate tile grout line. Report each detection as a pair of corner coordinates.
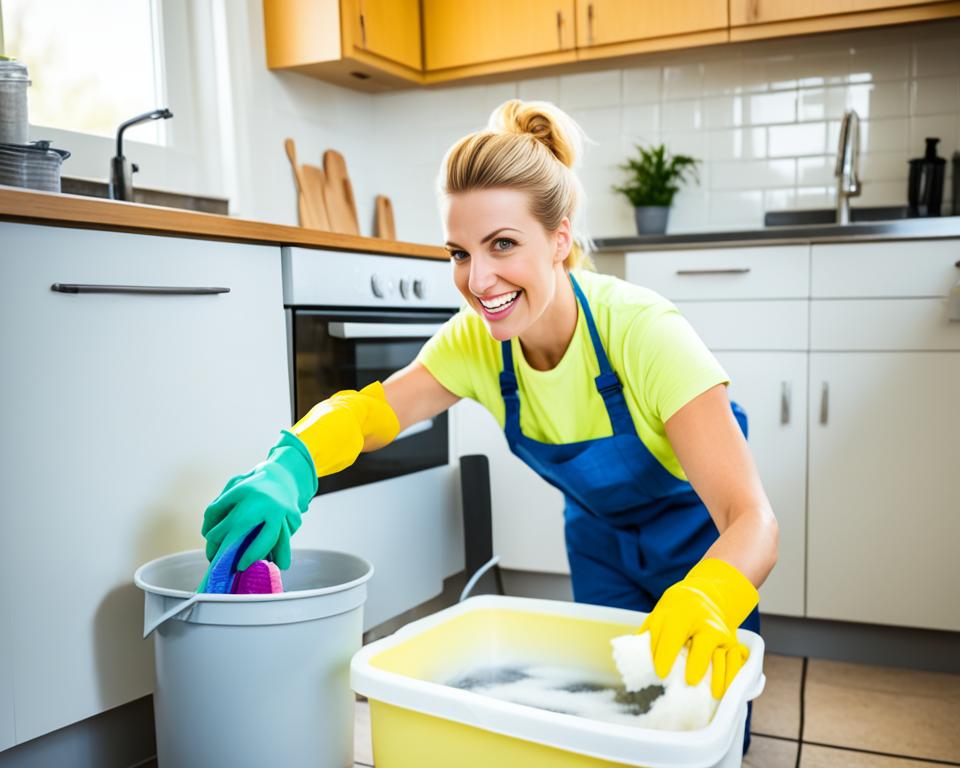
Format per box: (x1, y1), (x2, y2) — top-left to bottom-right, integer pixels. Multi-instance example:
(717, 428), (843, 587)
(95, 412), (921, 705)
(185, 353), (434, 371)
(795, 656), (808, 768)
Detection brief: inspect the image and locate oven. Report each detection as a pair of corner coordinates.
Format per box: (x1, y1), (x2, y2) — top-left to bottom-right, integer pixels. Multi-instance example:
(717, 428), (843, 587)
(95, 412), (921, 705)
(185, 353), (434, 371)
(282, 246), (461, 494)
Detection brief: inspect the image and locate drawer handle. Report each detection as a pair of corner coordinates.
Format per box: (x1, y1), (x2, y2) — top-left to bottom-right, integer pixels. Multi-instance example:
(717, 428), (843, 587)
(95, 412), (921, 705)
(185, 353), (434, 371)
(51, 283), (230, 296)
(780, 381), (791, 425)
(819, 382), (829, 425)
(675, 268), (751, 276)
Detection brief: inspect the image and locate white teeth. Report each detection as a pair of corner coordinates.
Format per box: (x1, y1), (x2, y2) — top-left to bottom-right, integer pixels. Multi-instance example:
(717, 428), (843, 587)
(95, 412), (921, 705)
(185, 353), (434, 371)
(479, 290), (520, 311)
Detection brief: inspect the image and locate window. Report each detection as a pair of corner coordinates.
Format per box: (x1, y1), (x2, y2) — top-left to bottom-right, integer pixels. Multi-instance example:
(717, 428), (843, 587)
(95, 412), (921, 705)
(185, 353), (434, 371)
(1, 0), (166, 144)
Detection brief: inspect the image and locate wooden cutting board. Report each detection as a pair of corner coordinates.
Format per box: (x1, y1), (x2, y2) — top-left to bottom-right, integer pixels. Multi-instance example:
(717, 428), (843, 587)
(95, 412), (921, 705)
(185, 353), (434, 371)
(284, 138), (330, 230)
(323, 149), (360, 236)
(374, 195), (396, 240)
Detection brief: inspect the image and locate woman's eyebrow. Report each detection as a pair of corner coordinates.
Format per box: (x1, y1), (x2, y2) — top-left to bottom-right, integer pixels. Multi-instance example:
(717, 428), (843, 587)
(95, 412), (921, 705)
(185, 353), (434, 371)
(445, 227), (522, 249)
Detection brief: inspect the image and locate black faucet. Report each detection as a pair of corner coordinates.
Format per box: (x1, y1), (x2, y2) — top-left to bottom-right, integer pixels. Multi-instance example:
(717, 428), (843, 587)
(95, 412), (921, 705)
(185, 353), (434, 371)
(109, 108), (173, 201)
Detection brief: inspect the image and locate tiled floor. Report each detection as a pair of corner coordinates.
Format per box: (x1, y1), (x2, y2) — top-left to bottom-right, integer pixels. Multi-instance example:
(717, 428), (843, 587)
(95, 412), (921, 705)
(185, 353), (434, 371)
(354, 654), (960, 767)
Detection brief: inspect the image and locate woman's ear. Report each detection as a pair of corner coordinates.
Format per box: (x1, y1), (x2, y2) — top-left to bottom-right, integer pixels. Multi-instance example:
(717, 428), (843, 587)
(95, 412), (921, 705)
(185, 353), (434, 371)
(554, 217), (573, 266)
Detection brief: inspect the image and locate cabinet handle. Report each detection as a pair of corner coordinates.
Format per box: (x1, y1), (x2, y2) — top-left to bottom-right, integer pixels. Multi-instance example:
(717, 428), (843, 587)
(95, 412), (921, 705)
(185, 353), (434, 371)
(675, 267), (751, 276)
(51, 283), (230, 296)
(587, 3), (594, 45)
(780, 381), (791, 425)
(819, 382), (829, 425)
(359, 2), (366, 48)
(556, 10), (563, 49)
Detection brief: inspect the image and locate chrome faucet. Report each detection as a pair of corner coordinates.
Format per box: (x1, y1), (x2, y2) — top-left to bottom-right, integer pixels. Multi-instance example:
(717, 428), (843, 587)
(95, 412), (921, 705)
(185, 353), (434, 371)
(835, 109), (861, 225)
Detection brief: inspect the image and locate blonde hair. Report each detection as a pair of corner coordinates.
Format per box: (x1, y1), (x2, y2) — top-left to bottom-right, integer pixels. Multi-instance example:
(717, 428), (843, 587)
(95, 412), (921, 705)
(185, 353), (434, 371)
(437, 99), (594, 271)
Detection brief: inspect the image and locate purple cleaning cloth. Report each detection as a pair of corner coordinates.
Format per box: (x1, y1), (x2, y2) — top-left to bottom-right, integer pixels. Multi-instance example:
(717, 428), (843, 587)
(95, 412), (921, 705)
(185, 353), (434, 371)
(231, 560), (284, 594)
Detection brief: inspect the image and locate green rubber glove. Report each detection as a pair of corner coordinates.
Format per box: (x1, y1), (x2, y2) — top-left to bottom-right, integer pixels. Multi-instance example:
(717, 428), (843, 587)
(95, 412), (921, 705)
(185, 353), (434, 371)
(201, 430), (318, 571)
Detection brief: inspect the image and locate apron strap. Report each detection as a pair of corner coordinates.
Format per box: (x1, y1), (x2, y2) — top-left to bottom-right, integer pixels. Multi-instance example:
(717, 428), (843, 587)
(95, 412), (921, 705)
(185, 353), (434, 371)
(568, 273), (635, 437)
(498, 272), (637, 439)
(499, 340), (522, 441)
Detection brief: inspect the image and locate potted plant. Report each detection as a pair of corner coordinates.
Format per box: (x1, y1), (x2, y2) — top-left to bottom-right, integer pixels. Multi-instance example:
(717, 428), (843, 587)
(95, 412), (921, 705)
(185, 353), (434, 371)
(613, 144), (700, 235)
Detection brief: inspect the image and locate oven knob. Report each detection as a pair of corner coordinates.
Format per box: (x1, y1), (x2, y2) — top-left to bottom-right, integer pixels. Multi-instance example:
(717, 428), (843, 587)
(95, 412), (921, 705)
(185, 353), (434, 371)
(413, 279), (425, 299)
(371, 274), (385, 298)
(399, 278), (410, 299)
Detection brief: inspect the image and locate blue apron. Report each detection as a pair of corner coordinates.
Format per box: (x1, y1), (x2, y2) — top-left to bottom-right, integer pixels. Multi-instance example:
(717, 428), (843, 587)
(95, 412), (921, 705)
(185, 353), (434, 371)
(499, 272), (760, 751)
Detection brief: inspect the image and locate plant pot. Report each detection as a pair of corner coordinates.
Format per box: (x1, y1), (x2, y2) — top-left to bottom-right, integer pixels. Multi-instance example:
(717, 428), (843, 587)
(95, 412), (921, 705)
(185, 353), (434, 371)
(634, 205), (670, 235)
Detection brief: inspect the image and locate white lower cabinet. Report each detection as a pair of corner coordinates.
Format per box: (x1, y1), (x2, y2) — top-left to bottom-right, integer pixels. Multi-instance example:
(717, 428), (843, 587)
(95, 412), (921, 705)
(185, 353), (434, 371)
(714, 352), (807, 618)
(0, 223), (291, 744)
(806, 352), (960, 632)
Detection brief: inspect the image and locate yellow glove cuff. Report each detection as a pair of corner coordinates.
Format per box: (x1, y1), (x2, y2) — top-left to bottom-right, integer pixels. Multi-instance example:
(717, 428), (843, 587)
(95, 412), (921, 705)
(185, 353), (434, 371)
(291, 381), (401, 477)
(685, 558), (759, 630)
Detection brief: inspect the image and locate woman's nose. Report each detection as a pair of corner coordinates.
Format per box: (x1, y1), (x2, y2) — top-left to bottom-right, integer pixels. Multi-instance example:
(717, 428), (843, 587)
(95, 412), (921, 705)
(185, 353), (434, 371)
(468, 255), (498, 296)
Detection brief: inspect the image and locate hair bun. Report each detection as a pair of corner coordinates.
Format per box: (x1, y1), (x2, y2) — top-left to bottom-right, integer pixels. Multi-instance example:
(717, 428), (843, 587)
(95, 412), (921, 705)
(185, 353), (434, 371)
(489, 99), (582, 169)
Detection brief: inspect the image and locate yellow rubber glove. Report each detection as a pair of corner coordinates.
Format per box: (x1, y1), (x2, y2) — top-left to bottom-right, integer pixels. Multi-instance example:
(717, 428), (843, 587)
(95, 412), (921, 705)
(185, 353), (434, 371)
(291, 381), (401, 477)
(639, 558), (759, 699)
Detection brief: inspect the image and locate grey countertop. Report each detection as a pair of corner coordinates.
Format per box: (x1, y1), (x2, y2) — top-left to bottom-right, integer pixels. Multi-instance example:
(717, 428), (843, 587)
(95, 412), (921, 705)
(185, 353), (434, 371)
(592, 216), (960, 252)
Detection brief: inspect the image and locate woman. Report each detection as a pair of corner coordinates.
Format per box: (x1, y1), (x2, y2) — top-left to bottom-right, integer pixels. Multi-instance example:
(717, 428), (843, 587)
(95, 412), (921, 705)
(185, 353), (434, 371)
(201, 100), (777, 748)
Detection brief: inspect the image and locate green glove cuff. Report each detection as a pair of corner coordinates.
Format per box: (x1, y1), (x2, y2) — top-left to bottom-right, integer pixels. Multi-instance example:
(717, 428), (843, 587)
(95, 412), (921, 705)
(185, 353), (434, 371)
(268, 430), (319, 510)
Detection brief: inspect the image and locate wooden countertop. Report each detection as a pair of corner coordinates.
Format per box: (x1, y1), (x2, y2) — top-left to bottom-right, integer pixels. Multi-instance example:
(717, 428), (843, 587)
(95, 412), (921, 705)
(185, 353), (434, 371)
(0, 185), (448, 260)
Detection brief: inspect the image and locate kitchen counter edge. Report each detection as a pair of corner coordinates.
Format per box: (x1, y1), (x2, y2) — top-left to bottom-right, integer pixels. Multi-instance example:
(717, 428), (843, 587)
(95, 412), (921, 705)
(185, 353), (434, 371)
(593, 217), (960, 252)
(0, 186), (448, 260)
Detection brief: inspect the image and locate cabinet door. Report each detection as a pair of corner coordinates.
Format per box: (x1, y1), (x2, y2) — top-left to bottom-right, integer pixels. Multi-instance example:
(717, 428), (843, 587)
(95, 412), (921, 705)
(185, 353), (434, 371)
(807, 352), (960, 631)
(423, 0), (575, 71)
(714, 352), (807, 617)
(0, 224), (291, 742)
(349, 0), (422, 70)
(576, 0), (727, 47)
(731, 0), (939, 25)
(0, 553), (13, 751)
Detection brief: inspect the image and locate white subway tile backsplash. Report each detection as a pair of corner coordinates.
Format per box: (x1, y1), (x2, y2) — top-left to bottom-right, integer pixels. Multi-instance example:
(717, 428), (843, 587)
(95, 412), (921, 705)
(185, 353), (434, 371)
(663, 63), (703, 101)
(661, 130), (707, 159)
(708, 190), (764, 228)
(622, 104), (661, 141)
(560, 70), (622, 110)
(711, 159), (795, 190)
(795, 50), (851, 88)
(706, 127), (767, 160)
(518, 76), (561, 104)
(662, 99), (703, 132)
(913, 35), (960, 79)
(799, 87), (847, 122)
(745, 91), (797, 125)
(795, 186), (836, 208)
(860, 118), (910, 153)
(911, 77), (960, 116)
(849, 44), (911, 84)
(622, 66), (662, 104)
(704, 95), (742, 129)
(797, 156), (836, 187)
(847, 81), (910, 120)
(860, 153), (910, 183)
(768, 122), (827, 157)
(763, 188), (797, 211)
(857, 179), (909, 206)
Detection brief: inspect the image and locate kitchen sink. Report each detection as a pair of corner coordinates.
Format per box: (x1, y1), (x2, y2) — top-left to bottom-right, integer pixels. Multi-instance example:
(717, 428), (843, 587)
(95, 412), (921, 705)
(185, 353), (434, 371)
(764, 206), (912, 226)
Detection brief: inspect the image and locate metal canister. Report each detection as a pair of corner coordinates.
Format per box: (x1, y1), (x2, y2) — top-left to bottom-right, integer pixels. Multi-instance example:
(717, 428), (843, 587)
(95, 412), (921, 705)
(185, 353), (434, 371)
(0, 59), (31, 145)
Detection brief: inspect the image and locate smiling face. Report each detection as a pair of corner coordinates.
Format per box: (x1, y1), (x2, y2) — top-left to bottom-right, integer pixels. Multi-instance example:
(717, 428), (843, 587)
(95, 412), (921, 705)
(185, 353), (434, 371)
(443, 187), (572, 342)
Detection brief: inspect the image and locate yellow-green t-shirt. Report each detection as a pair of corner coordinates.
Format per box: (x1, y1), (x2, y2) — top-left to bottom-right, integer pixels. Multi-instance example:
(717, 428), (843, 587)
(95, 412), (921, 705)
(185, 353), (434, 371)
(416, 270), (728, 480)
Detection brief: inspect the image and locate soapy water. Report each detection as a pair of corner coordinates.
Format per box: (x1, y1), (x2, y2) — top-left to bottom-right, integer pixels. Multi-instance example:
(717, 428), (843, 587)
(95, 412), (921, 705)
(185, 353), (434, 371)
(444, 663), (666, 727)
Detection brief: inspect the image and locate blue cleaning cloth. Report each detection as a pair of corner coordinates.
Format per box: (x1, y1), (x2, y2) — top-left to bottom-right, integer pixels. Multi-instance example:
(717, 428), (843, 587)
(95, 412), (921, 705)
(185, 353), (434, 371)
(198, 524), (264, 593)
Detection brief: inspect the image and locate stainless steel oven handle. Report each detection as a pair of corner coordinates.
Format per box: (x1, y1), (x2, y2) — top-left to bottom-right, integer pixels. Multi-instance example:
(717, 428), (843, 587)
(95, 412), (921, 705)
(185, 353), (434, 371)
(396, 418), (434, 441)
(328, 322), (445, 339)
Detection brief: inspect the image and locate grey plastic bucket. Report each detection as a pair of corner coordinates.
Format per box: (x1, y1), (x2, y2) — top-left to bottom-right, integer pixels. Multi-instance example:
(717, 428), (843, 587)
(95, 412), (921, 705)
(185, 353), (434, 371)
(134, 548), (373, 768)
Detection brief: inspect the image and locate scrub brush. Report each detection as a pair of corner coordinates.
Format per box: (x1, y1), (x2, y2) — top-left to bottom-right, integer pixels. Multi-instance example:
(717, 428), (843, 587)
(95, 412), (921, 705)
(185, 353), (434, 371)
(199, 523), (283, 594)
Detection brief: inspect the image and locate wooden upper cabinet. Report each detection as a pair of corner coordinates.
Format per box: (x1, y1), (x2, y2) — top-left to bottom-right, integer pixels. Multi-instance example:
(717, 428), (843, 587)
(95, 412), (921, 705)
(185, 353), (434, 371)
(575, 0), (728, 49)
(423, 0), (576, 73)
(730, 0), (960, 39)
(349, 0), (421, 70)
(263, 0), (421, 91)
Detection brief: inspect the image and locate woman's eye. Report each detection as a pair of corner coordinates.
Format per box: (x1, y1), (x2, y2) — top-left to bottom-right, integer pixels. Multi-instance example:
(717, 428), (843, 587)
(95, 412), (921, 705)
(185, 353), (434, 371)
(494, 238), (515, 251)
(449, 250), (469, 262)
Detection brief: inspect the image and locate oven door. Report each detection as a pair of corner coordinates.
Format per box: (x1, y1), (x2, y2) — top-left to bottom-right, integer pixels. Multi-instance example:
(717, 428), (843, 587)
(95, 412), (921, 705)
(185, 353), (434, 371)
(290, 307), (455, 495)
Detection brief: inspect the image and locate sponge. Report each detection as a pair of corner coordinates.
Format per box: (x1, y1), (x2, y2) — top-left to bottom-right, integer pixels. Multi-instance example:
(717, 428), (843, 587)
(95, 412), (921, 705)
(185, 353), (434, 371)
(610, 633), (718, 730)
(232, 560), (284, 594)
